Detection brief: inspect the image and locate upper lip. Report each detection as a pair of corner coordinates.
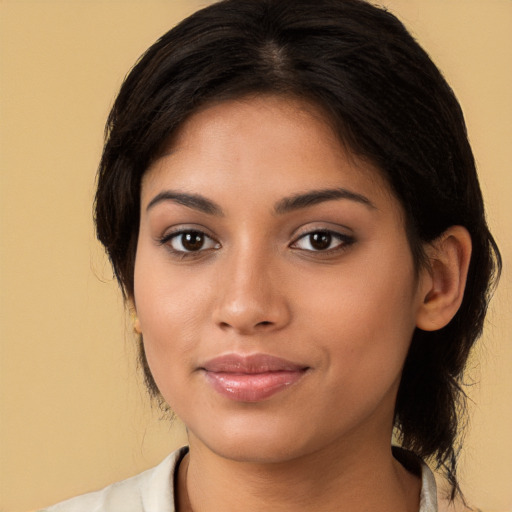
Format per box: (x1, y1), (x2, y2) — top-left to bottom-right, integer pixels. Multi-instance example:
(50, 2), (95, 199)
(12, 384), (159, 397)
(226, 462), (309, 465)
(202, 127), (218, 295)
(201, 353), (308, 373)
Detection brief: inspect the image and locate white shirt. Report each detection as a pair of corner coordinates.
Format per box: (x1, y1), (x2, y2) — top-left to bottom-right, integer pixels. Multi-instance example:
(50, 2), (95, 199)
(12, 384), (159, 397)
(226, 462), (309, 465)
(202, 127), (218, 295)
(40, 446), (438, 511)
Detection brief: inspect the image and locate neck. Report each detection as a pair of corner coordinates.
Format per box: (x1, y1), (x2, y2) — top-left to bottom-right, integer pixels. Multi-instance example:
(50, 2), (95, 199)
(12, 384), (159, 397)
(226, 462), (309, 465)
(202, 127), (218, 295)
(176, 435), (421, 512)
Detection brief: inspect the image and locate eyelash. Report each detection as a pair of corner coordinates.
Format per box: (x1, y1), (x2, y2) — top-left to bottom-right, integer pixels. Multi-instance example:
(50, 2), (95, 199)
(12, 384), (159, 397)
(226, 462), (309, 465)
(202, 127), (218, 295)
(290, 230), (355, 254)
(157, 228), (354, 258)
(158, 229), (220, 257)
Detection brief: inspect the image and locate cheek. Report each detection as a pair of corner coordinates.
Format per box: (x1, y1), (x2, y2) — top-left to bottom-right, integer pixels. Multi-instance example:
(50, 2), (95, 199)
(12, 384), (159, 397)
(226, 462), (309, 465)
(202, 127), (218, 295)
(299, 245), (417, 330)
(296, 248), (418, 379)
(133, 249), (212, 393)
(135, 236), (212, 328)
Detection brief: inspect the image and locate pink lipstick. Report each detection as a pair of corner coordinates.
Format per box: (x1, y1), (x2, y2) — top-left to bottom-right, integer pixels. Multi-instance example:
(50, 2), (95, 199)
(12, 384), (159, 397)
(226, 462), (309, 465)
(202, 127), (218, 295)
(201, 354), (308, 402)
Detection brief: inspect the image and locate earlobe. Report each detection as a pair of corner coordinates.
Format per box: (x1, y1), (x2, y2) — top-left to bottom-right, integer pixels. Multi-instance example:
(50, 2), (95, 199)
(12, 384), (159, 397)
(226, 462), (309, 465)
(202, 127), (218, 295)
(128, 300), (142, 334)
(133, 315), (142, 335)
(416, 226), (472, 332)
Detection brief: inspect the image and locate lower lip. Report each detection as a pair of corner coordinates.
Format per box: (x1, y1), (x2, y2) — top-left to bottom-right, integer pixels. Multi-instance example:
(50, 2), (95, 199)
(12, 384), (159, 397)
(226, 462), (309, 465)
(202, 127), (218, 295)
(204, 370), (306, 402)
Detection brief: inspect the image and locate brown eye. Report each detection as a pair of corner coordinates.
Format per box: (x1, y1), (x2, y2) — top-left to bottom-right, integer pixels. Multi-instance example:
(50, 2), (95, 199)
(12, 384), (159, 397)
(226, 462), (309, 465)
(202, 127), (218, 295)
(167, 230), (219, 253)
(309, 232), (332, 250)
(182, 232), (205, 251)
(292, 230), (354, 252)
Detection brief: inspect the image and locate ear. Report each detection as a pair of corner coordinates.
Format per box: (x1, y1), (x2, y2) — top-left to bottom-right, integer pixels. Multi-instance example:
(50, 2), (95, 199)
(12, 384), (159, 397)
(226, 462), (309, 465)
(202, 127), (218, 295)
(128, 299), (142, 334)
(416, 226), (472, 331)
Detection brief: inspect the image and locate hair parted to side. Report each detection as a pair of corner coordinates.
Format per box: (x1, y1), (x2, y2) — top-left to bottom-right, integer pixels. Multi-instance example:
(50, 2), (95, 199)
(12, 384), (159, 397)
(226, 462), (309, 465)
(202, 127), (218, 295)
(94, 0), (501, 500)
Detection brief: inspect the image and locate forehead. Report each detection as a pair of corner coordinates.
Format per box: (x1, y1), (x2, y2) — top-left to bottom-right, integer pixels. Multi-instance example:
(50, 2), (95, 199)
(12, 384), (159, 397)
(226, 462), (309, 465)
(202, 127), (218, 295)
(142, 95), (398, 213)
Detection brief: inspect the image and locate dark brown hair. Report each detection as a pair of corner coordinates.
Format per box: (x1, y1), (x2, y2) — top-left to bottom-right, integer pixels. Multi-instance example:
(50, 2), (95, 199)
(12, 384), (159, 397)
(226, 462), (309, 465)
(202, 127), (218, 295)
(95, 0), (501, 499)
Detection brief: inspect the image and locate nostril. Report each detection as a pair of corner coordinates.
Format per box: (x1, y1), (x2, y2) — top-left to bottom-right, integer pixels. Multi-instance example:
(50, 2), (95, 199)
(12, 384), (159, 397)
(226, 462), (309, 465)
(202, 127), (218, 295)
(257, 321), (273, 327)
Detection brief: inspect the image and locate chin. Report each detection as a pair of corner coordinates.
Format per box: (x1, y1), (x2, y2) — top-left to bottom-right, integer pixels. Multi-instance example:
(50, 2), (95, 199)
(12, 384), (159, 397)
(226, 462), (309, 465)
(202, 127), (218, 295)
(186, 411), (334, 465)
(208, 436), (312, 464)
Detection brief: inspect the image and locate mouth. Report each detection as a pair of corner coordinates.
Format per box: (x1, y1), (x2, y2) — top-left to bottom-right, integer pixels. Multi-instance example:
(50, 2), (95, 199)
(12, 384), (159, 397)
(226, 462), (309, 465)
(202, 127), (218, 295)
(200, 353), (310, 402)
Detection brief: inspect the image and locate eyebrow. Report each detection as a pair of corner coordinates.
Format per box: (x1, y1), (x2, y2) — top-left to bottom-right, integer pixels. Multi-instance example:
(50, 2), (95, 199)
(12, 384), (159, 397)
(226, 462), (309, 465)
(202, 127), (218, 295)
(146, 191), (224, 216)
(274, 188), (376, 214)
(146, 187), (376, 216)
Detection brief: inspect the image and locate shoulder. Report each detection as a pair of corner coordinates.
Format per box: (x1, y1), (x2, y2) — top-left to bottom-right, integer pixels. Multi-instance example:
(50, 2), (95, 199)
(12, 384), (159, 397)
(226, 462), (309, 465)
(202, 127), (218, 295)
(38, 447), (188, 512)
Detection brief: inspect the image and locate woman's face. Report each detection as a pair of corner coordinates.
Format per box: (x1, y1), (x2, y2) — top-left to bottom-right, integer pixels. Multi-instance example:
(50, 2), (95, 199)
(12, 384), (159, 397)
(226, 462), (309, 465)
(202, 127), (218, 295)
(134, 95), (428, 463)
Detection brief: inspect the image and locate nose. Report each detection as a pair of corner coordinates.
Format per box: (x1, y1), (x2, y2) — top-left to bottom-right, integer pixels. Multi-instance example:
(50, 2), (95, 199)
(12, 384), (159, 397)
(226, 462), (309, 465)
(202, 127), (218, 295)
(212, 249), (291, 335)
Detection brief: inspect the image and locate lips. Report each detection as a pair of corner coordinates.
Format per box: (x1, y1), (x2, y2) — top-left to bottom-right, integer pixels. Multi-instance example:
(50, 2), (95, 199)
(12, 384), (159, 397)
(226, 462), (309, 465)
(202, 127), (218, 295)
(201, 354), (309, 402)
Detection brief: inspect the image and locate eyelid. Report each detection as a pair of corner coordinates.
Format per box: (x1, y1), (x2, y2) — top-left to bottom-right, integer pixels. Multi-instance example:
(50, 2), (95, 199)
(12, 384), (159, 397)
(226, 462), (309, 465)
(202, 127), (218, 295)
(157, 223), (216, 242)
(290, 228), (355, 253)
(157, 226), (221, 255)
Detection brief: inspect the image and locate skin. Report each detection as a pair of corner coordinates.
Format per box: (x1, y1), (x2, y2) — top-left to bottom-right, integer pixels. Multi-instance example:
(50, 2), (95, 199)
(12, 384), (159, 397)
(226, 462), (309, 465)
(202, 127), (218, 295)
(133, 95), (468, 511)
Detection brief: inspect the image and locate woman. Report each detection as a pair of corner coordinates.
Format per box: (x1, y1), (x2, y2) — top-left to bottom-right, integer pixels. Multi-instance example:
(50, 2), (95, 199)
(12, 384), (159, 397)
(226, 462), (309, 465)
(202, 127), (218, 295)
(43, 0), (501, 510)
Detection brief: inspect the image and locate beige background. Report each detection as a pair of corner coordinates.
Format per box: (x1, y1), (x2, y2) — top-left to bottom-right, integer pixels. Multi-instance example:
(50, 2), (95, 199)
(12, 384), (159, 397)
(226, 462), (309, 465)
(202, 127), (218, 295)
(0, 1), (510, 511)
